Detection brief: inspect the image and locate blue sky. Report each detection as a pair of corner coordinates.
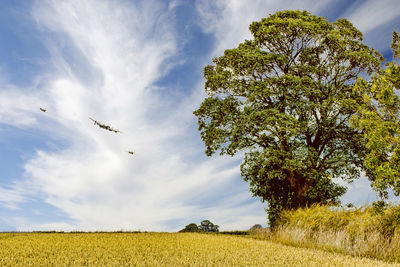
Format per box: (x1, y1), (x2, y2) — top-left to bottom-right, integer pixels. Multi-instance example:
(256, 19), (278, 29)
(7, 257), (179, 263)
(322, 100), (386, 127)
(0, 0), (399, 232)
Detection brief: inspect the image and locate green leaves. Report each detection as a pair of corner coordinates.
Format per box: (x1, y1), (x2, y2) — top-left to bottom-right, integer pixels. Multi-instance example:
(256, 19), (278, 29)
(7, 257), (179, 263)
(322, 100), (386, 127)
(351, 34), (400, 198)
(194, 10), (384, 227)
(392, 32), (400, 59)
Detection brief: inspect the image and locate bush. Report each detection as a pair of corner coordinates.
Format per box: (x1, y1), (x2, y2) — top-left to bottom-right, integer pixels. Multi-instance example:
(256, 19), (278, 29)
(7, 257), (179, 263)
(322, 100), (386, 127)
(249, 224), (263, 231)
(199, 220), (219, 233)
(179, 220), (219, 233)
(219, 231), (249, 235)
(179, 223), (201, 233)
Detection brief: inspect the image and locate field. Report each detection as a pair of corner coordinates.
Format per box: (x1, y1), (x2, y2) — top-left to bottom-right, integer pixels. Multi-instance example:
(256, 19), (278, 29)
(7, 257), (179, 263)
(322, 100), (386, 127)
(0, 232), (397, 266)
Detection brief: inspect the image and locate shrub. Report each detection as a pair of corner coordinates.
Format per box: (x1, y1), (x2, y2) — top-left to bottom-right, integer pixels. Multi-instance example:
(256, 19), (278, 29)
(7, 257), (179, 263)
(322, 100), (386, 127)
(199, 220), (219, 233)
(250, 224), (263, 231)
(179, 220), (219, 233)
(179, 223), (201, 233)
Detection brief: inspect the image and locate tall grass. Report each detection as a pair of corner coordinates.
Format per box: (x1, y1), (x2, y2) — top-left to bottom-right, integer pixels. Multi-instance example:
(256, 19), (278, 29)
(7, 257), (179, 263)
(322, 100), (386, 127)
(249, 204), (400, 263)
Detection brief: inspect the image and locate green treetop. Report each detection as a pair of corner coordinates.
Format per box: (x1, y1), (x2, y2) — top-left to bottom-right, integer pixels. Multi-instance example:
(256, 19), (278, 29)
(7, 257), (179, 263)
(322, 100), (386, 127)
(351, 32), (400, 199)
(194, 10), (383, 226)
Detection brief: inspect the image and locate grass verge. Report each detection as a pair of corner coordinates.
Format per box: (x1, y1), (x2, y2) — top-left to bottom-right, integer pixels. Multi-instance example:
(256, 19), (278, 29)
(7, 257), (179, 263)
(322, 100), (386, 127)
(249, 204), (400, 263)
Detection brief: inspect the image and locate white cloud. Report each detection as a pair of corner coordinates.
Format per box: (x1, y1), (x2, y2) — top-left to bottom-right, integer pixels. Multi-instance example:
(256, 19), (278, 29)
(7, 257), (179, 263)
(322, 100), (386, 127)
(344, 0), (400, 34)
(0, 83), (43, 127)
(0, 185), (25, 210)
(17, 221), (78, 232)
(0, 0), (268, 231)
(21, 0), (192, 231)
(339, 175), (378, 206)
(8, 0), (396, 232)
(195, 0), (332, 57)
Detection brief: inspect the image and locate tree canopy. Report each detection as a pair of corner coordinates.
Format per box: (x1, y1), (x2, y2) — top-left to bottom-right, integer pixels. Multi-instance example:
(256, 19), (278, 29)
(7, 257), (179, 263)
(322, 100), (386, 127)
(199, 220), (219, 232)
(179, 223), (202, 233)
(351, 32), (400, 199)
(194, 10), (383, 226)
(179, 220), (219, 233)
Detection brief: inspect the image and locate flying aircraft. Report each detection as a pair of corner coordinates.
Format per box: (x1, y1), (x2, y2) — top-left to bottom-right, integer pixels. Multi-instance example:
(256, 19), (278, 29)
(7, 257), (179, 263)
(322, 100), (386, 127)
(39, 108), (47, 112)
(88, 117), (122, 133)
(127, 150), (135, 155)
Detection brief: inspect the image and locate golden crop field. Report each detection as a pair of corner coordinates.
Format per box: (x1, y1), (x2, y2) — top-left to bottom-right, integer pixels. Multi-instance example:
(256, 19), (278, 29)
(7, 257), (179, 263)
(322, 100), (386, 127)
(0, 232), (397, 266)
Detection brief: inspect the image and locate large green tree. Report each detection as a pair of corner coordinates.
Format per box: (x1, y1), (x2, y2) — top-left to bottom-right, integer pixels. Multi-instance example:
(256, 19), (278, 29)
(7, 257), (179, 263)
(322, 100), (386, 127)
(351, 32), (400, 199)
(193, 10), (383, 226)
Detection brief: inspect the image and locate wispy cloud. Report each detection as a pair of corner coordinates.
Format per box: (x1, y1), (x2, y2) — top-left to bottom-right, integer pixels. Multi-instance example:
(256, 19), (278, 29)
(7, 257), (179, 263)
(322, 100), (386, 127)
(0, 185), (25, 210)
(195, 0), (332, 57)
(344, 0), (400, 34)
(22, 0), (196, 231)
(0, 81), (43, 127)
(0, 0), (267, 231)
(4, 0), (395, 231)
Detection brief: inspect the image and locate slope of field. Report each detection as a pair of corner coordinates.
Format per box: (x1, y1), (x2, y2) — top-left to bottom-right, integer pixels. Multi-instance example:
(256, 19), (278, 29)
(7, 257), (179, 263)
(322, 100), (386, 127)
(0, 232), (396, 266)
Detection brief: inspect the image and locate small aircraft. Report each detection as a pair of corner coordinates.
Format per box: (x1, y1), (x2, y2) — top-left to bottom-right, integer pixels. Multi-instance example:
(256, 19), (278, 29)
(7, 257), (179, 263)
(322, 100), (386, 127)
(39, 108), (47, 112)
(88, 117), (122, 133)
(126, 150), (135, 155)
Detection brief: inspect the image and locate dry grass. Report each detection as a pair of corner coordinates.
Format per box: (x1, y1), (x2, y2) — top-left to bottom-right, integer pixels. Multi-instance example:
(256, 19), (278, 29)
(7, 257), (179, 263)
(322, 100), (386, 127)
(0, 232), (395, 266)
(249, 204), (400, 263)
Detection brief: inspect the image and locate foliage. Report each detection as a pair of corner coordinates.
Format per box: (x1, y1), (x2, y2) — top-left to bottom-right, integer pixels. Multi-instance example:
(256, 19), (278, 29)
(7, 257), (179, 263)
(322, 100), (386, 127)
(372, 200), (388, 214)
(199, 220), (219, 232)
(194, 10), (383, 226)
(350, 32), (400, 198)
(0, 232), (393, 266)
(250, 224), (263, 230)
(179, 220), (219, 233)
(179, 223), (202, 232)
(218, 230), (249, 235)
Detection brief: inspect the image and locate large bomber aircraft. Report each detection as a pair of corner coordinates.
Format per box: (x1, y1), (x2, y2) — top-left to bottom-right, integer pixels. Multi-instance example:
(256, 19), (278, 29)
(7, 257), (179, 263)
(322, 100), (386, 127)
(89, 117), (122, 133)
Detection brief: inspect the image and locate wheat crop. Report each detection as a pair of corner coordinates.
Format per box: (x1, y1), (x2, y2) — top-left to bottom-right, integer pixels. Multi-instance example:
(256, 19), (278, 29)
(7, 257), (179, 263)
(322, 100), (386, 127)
(0, 232), (396, 266)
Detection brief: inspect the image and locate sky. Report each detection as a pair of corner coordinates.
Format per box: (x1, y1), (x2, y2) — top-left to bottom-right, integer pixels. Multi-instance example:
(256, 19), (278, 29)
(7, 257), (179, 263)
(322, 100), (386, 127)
(0, 0), (399, 232)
